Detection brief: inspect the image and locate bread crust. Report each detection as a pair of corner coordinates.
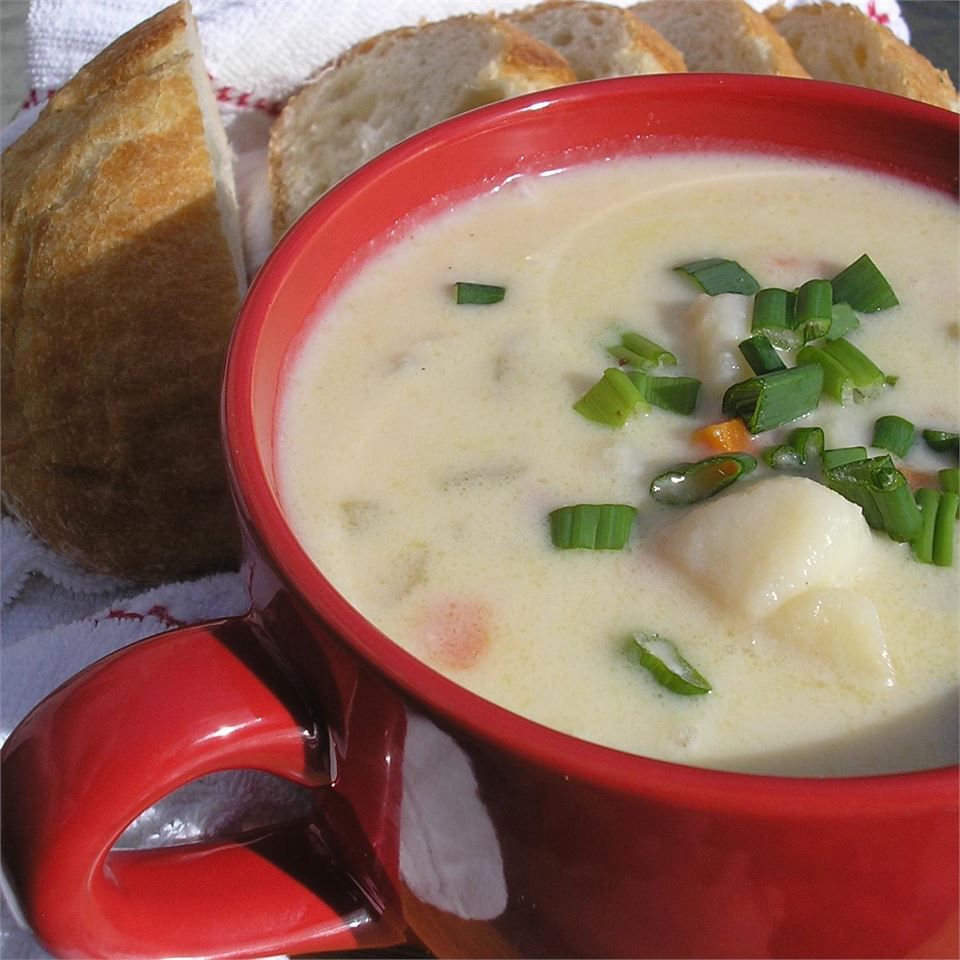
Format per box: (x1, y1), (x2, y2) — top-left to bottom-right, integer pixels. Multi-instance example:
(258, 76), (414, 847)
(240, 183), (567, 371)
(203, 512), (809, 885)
(766, 1), (958, 111)
(269, 14), (576, 239)
(1, 1), (244, 581)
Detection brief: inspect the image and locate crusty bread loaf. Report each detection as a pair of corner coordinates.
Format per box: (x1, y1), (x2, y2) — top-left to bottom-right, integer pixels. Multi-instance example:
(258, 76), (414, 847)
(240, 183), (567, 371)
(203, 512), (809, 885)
(269, 13), (577, 239)
(766, 1), (959, 111)
(1, 0), (246, 581)
(506, 0), (686, 80)
(630, 0), (809, 76)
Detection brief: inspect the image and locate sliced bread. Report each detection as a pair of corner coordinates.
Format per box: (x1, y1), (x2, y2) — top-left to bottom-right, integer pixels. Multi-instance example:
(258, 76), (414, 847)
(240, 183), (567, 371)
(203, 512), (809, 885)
(269, 13), (577, 239)
(630, 0), (809, 76)
(765, 1), (958, 111)
(506, 0), (686, 80)
(1, 0), (246, 581)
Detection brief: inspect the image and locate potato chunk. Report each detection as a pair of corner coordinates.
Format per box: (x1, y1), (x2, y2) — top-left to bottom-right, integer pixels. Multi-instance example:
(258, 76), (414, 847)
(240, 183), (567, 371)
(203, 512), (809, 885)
(769, 588), (894, 686)
(660, 476), (872, 619)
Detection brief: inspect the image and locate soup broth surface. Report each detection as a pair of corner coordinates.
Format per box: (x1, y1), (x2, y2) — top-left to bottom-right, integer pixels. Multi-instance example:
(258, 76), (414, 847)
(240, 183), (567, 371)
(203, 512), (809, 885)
(277, 153), (959, 776)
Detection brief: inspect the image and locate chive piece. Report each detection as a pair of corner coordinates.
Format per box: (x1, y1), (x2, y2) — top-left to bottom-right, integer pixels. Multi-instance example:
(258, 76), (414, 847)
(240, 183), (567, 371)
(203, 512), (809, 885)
(798, 338), (888, 404)
(933, 493), (959, 567)
(649, 454), (757, 506)
(454, 281), (505, 304)
(823, 446), (868, 470)
(940, 467), (960, 495)
(608, 332), (677, 369)
(764, 426), (825, 470)
(913, 488), (940, 563)
(871, 415), (915, 459)
(627, 632), (712, 696)
(825, 454), (921, 540)
(831, 254), (898, 312)
(721, 364), (823, 434)
(625, 371), (700, 416)
(825, 302), (861, 340)
(574, 367), (647, 426)
(674, 258), (760, 296)
(549, 503), (637, 550)
(738, 334), (786, 375)
(794, 279), (834, 342)
(822, 338), (887, 397)
(795, 344), (855, 405)
(922, 429), (960, 456)
(751, 288), (797, 346)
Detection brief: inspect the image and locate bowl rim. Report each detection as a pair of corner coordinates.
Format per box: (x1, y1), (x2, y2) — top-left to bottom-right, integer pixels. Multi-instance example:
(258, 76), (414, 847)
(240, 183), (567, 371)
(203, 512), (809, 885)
(224, 73), (959, 814)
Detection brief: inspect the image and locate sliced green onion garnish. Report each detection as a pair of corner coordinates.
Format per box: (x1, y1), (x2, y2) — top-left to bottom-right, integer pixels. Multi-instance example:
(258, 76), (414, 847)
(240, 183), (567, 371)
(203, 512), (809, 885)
(823, 338), (888, 394)
(738, 334), (786, 375)
(750, 287), (796, 346)
(823, 446), (868, 470)
(454, 281), (505, 304)
(831, 254), (898, 313)
(825, 302), (861, 340)
(574, 367), (647, 426)
(626, 632), (712, 696)
(797, 338), (887, 404)
(796, 344), (855, 404)
(940, 467), (960, 495)
(608, 332), (677, 369)
(794, 279), (834, 342)
(872, 415), (915, 458)
(763, 426), (825, 470)
(549, 503), (637, 550)
(913, 487), (940, 564)
(825, 454), (921, 540)
(626, 371), (700, 416)
(649, 453), (756, 505)
(674, 258), (760, 296)
(721, 364), (823, 434)
(933, 493), (958, 567)
(922, 429), (960, 456)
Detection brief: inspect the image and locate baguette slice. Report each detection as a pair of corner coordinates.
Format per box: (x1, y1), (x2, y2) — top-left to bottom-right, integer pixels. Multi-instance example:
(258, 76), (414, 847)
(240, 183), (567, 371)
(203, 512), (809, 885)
(506, 0), (686, 80)
(630, 0), (809, 76)
(1, 0), (246, 581)
(269, 13), (577, 239)
(766, 1), (959, 111)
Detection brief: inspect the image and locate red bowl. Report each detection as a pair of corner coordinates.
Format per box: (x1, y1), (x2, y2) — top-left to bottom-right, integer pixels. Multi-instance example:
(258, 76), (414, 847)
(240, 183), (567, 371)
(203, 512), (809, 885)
(3, 75), (958, 959)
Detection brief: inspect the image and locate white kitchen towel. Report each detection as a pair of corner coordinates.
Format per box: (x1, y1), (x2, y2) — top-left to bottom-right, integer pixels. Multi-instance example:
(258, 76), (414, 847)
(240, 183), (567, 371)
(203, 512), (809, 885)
(0, 1), (909, 958)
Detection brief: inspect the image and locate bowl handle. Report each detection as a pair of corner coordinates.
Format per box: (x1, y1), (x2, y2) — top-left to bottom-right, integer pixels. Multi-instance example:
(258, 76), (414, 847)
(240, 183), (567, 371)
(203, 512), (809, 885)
(1, 615), (404, 958)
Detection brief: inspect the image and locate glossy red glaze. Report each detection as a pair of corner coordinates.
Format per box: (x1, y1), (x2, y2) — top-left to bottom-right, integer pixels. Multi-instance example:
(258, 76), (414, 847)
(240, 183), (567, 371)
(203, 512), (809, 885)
(2, 76), (958, 959)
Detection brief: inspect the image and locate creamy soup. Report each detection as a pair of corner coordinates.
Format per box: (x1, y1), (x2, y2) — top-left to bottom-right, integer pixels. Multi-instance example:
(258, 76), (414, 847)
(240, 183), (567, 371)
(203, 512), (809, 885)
(277, 153), (959, 777)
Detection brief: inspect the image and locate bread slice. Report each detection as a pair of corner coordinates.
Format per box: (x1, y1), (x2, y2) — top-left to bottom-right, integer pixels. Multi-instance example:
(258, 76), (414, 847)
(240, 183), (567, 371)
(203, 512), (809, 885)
(506, 0), (686, 81)
(269, 13), (577, 239)
(766, 1), (959, 111)
(630, 0), (809, 76)
(1, 0), (246, 581)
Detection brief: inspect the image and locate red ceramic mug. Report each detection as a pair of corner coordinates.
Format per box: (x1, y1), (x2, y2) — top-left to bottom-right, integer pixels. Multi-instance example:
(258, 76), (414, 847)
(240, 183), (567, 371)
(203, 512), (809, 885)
(2, 76), (958, 960)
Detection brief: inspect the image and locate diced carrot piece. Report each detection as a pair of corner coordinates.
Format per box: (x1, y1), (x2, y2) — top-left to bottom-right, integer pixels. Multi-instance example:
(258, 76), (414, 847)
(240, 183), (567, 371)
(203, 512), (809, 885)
(417, 599), (491, 669)
(692, 418), (755, 454)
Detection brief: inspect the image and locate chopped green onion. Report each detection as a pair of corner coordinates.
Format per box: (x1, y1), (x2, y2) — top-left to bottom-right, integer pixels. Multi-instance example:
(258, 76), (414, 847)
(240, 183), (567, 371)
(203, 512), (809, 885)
(922, 429), (959, 456)
(650, 453), (757, 505)
(825, 302), (861, 340)
(549, 503), (637, 550)
(608, 332), (677, 369)
(794, 279), (834, 342)
(626, 632), (712, 696)
(625, 371), (700, 415)
(751, 287), (795, 338)
(738, 334), (786, 375)
(797, 338), (887, 404)
(574, 367), (647, 426)
(934, 493), (958, 566)
(940, 467), (960, 495)
(763, 426), (825, 470)
(913, 487), (940, 564)
(721, 364), (823, 434)
(825, 454), (921, 541)
(674, 258), (760, 296)
(831, 254), (898, 313)
(454, 281), (505, 304)
(872, 415), (915, 458)
(823, 446), (868, 470)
